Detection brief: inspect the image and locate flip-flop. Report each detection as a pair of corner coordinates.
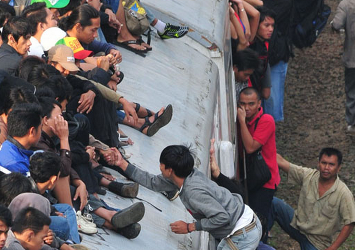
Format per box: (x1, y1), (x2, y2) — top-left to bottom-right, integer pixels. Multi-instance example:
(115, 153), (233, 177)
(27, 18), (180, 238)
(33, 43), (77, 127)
(139, 105), (173, 137)
(112, 40), (147, 57)
(137, 36), (152, 51)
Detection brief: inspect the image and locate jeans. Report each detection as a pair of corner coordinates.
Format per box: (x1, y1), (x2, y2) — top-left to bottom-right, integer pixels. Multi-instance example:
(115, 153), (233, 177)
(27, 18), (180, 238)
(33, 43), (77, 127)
(263, 61), (288, 122)
(217, 216), (262, 250)
(269, 197), (317, 250)
(53, 204), (81, 244)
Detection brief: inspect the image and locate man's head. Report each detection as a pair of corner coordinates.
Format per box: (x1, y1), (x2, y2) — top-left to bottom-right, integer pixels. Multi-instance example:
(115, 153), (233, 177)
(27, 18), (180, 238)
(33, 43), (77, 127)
(48, 45), (79, 77)
(238, 87), (261, 121)
(0, 173), (33, 207)
(1, 16), (32, 55)
(37, 96), (62, 137)
(0, 205), (11, 250)
(11, 207), (51, 250)
(256, 7), (276, 41)
(159, 145), (195, 179)
(58, 4), (100, 44)
(7, 103), (42, 148)
(232, 48), (260, 82)
(22, 3), (57, 37)
(29, 151), (61, 191)
(30, 0), (70, 21)
(318, 148), (343, 181)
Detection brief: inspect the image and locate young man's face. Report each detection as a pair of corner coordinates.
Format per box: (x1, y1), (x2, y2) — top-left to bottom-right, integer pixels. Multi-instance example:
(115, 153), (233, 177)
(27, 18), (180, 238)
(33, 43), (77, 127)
(11, 34), (31, 55)
(49, 8), (60, 21)
(43, 8), (57, 30)
(233, 66), (254, 82)
(0, 220), (9, 250)
(318, 154), (341, 181)
(44, 104), (62, 136)
(238, 92), (261, 120)
(31, 119), (43, 147)
(257, 16), (275, 41)
(160, 163), (171, 179)
(77, 17), (100, 44)
(26, 225), (49, 250)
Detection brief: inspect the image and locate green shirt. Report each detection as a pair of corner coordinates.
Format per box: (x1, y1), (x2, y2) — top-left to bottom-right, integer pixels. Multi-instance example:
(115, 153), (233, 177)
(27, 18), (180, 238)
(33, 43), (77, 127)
(289, 163), (355, 250)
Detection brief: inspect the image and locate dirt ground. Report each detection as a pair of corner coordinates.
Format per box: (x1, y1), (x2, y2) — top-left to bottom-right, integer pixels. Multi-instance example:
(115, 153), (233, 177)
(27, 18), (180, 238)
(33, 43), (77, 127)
(269, 0), (355, 249)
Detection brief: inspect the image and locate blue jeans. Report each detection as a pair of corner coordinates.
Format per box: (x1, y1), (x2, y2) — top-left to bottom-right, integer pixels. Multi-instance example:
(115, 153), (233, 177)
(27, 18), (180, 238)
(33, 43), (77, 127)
(263, 61), (288, 122)
(217, 216), (262, 250)
(52, 204), (80, 244)
(269, 197), (317, 250)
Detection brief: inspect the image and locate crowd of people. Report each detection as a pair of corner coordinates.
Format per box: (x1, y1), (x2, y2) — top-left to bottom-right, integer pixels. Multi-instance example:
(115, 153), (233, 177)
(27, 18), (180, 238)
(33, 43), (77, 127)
(0, 0), (354, 250)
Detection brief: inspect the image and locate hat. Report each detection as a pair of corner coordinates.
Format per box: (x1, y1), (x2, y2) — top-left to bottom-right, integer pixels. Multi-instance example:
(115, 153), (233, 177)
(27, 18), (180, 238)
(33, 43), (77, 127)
(48, 45), (79, 72)
(31, 0), (69, 9)
(41, 27), (66, 51)
(56, 37), (93, 60)
(8, 193), (51, 220)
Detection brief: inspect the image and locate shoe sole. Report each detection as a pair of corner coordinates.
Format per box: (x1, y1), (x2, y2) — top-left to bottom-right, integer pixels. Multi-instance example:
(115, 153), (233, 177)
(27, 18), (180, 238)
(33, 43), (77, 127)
(111, 202), (145, 229)
(121, 183), (139, 198)
(147, 104), (173, 136)
(116, 223), (141, 239)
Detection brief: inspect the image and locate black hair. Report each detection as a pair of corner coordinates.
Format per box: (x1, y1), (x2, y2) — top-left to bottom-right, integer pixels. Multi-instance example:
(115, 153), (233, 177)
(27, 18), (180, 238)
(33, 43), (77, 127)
(0, 2), (15, 17)
(0, 205), (12, 228)
(159, 145), (195, 178)
(27, 64), (50, 87)
(29, 151), (61, 184)
(0, 7), (11, 29)
(17, 56), (46, 81)
(21, 2), (48, 36)
(58, 4), (99, 31)
(239, 87), (261, 101)
(0, 173), (33, 207)
(37, 96), (61, 118)
(1, 16), (31, 43)
(257, 6), (276, 24)
(319, 148), (343, 166)
(0, 86), (38, 115)
(232, 48), (260, 71)
(12, 207), (51, 234)
(44, 75), (72, 102)
(7, 103), (42, 138)
(58, 0), (81, 16)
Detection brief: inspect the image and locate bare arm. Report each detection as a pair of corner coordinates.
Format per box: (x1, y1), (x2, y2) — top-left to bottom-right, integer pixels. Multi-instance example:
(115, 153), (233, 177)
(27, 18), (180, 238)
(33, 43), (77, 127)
(232, 1), (251, 41)
(325, 223), (355, 250)
(262, 87), (271, 100)
(243, 0), (263, 7)
(276, 153), (290, 173)
(229, 6), (248, 49)
(243, 1), (260, 42)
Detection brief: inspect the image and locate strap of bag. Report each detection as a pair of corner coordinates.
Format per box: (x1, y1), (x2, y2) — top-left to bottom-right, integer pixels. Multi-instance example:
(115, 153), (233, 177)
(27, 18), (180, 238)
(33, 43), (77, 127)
(254, 114), (264, 130)
(226, 237), (239, 250)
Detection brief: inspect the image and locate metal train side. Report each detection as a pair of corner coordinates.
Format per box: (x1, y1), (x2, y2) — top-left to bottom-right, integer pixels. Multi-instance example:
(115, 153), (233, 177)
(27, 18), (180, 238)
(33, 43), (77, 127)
(82, 0), (237, 249)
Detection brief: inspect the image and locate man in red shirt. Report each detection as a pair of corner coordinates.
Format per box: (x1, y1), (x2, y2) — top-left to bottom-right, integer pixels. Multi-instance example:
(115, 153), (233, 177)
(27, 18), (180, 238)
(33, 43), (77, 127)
(237, 87), (280, 241)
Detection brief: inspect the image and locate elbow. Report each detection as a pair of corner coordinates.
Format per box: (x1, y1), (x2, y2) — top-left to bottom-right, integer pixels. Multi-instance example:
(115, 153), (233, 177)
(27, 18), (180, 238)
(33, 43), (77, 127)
(245, 147), (256, 154)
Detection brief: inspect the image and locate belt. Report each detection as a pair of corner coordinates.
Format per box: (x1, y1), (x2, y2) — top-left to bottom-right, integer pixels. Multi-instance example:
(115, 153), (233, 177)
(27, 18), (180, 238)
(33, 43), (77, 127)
(232, 213), (257, 237)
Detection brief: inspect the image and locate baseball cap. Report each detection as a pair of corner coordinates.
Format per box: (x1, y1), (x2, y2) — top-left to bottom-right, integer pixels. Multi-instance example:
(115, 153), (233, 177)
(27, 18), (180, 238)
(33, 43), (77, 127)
(41, 27), (66, 51)
(56, 37), (93, 60)
(30, 0), (70, 9)
(48, 45), (79, 72)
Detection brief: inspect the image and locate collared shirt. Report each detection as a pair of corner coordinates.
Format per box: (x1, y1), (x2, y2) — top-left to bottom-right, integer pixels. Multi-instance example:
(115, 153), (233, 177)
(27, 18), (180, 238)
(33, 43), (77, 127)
(289, 163), (355, 249)
(246, 107), (280, 189)
(0, 43), (22, 75)
(28, 36), (45, 58)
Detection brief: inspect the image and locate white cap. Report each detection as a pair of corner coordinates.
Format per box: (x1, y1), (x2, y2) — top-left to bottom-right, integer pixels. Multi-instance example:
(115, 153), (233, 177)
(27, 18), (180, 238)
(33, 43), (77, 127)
(40, 27), (66, 51)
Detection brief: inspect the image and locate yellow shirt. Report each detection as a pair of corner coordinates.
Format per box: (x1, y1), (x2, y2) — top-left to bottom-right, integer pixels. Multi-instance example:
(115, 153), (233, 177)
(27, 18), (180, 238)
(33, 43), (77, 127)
(288, 163), (355, 250)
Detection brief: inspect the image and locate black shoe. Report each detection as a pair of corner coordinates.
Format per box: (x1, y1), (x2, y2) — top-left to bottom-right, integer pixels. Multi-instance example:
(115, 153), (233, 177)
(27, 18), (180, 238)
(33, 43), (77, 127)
(111, 202), (145, 229)
(161, 190), (179, 201)
(108, 182), (139, 198)
(116, 223), (141, 239)
(95, 187), (106, 195)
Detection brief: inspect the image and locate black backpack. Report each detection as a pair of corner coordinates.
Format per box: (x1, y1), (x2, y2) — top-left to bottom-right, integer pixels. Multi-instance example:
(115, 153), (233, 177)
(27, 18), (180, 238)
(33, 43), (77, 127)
(292, 0), (331, 49)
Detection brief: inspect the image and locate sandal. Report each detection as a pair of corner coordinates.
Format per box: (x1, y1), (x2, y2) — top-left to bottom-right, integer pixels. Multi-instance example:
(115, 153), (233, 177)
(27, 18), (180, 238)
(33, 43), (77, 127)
(139, 104), (173, 137)
(137, 36), (152, 51)
(112, 40), (147, 57)
(134, 102), (153, 118)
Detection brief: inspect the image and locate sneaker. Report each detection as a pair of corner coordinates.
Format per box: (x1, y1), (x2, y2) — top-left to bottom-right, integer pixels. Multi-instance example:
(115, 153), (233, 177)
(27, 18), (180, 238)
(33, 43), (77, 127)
(108, 182), (139, 198)
(161, 190), (179, 201)
(116, 223), (141, 239)
(111, 202), (145, 229)
(76, 211), (97, 235)
(158, 23), (189, 39)
(347, 125), (355, 134)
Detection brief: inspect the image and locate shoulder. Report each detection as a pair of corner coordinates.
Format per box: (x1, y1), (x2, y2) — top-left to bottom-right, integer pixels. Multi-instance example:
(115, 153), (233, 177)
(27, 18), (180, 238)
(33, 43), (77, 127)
(257, 114), (275, 130)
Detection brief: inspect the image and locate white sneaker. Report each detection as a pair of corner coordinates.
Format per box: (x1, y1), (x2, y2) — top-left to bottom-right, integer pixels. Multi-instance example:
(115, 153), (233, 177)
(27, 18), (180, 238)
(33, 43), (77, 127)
(76, 211), (97, 234)
(347, 125), (355, 134)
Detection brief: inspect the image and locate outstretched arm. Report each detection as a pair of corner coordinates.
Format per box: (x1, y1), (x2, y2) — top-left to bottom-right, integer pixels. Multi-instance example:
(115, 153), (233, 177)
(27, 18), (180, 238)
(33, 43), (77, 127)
(325, 223), (355, 250)
(276, 153), (290, 173)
